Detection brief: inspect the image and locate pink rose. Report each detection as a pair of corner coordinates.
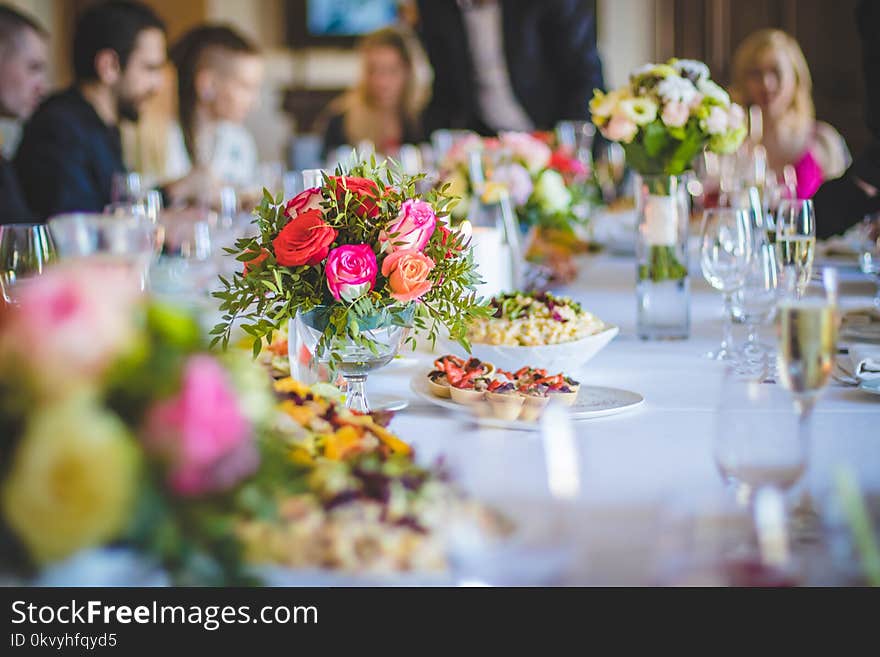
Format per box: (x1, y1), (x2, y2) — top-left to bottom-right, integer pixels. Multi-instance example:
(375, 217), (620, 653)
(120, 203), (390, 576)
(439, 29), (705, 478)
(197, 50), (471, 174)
(661, 101), (690, 128)
(379, 199), (437, 253)
(381, 249), (435, 302)
(602, 114), (638, 143)
(285, 187), (323, 220)
(325, 244), (378, 302)
(0, 262), (139, 390)
(499, 132), (552, 173)
(142, 355), (258, 497)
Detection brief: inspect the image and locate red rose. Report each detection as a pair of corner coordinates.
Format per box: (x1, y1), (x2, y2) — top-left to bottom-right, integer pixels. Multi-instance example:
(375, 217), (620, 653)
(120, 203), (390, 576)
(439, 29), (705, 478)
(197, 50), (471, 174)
(549, 149), (588, 179)
(272, 209), (338, 267)
(331, 176), (380, 218)
(242, 248), (269, 275)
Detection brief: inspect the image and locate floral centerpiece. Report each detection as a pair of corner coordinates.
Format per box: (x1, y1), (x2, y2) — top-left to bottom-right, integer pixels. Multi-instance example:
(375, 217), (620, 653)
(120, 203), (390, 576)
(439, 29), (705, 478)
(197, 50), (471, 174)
(212, 160), (489, 410)
(589, 59), (746, 338)
(441, 131), (595, 233)
(439, 132), (598, 285)
(0, 262), (505, 584)
(0, 263), (274, 584)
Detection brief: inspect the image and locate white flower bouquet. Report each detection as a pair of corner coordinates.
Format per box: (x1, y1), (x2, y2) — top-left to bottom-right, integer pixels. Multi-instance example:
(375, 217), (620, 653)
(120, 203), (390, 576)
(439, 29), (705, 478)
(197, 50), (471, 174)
(590, 59), (746, 176)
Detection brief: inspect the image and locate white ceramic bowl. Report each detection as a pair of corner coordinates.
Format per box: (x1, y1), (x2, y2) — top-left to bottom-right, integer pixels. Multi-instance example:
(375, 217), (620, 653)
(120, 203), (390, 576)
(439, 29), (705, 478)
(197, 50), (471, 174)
(440, 325), (618, 375)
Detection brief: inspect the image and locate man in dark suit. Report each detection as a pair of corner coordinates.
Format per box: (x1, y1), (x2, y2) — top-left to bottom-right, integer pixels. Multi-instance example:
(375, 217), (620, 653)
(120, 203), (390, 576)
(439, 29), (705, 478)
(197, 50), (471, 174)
(814, 0), (880, 238)
(0, 5), (48, 225)
(14, 1), (166, 220)
(416, 0), (605, 135)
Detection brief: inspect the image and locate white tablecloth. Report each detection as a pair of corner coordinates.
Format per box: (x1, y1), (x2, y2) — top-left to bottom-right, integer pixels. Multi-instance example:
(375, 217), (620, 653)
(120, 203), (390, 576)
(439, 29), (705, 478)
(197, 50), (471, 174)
(368, 253), (880, 584)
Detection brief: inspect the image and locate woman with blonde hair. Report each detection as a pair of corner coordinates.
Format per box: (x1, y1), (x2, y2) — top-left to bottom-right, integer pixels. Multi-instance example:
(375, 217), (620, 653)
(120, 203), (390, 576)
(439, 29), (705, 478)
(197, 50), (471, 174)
(731, 29), (849, 198)
(320, 27), (423, 158)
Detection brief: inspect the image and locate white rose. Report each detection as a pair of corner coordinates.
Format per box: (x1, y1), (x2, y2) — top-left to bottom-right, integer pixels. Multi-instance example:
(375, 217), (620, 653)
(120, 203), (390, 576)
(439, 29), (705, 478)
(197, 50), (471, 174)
(703, 105), (729, 135)
(533, 169), (572, 214)
(656, 75), (698, 105)
(697, 78), (730, 107)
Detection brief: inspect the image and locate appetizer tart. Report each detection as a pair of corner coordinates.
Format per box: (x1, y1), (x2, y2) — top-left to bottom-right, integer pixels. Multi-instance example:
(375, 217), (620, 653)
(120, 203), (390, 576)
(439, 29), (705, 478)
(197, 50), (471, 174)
(450, 376), (491, 404)
(428, 354), (495, 399)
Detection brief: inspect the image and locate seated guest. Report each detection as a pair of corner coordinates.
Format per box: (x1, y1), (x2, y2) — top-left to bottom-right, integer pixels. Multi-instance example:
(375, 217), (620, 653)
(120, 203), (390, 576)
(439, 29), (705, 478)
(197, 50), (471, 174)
(14, 1), (205, 219)
(0, 5), (47, 224)
(815, 0), (880, 237)
(166, 25), (263, 191)
(731, 29), (849, 199)
(416, 0), (604, 135)
(320, 27), (423, 159)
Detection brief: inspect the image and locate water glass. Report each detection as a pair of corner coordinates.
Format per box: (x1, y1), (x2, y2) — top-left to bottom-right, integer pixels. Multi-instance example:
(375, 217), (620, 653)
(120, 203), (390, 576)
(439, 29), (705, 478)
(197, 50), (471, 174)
(700, 208), (753, 360)
(0, 223), (56, 304)
(48, 213), (156, 290)
(111, 171), (143, 204)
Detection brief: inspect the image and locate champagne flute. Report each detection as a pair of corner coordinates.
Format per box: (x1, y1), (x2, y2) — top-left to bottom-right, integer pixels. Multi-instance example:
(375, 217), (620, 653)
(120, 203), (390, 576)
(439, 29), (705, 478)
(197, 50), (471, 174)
(776, 276), (837, 536)
(0, 223), (56, 304)
(736, 240), (779, 370)
(775, 199), (816, 299)
(700, 208), (753, 360)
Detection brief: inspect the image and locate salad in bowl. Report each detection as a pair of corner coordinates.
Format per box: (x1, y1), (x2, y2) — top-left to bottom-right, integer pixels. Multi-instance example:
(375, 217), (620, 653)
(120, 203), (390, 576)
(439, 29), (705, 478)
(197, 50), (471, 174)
(443, 291), (617, 373)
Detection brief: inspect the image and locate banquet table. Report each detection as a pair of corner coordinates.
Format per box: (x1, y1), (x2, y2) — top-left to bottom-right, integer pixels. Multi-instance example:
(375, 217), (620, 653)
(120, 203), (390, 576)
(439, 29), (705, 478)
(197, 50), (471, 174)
(365, 250), (880, 585)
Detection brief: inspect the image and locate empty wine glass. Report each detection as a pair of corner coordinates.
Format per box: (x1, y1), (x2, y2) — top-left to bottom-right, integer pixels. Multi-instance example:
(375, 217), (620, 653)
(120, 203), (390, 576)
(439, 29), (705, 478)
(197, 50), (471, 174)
(775, 199), (816, 299)
(735, 240), (779, 371)
(715, 373), (806, 508)
(0, 223), (56, 304)
(111, 171), (143, 204)
(700, 208), (753, 360)
(48, 213), (157, 291)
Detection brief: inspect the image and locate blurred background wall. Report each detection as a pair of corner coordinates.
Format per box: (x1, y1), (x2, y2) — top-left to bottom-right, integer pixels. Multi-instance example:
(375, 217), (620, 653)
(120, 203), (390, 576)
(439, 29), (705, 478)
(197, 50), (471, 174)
(2, 0), (869, 164)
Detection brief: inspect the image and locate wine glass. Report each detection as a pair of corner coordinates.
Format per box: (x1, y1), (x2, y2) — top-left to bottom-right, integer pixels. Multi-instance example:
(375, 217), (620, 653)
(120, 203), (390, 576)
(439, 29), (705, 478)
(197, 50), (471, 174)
(111, 171), (143, 204)
(48, 213), (157, 291)
(735, 240), (779, 372)
(0, 223), (56, 304)
(775, 199), (816, 299)
(714, 374), (806, 508)
(776, 275), (837, 536)
(700, 208), (753, 360)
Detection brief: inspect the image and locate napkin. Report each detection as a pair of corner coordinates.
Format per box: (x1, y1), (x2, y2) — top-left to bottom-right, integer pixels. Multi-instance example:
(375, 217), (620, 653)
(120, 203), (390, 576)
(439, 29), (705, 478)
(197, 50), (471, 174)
(850, 343), (880, 382)
(841, 307), (880, 344)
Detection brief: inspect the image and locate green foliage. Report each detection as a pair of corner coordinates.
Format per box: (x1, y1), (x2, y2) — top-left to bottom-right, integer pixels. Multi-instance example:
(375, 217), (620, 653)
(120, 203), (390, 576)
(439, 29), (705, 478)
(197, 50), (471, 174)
(212, 160), (491, 361)
(638, 245), (688, 282)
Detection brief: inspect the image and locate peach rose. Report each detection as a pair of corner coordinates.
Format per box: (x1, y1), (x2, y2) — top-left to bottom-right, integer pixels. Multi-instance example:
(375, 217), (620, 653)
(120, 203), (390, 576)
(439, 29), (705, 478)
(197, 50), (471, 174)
(381, 249), (435, 302)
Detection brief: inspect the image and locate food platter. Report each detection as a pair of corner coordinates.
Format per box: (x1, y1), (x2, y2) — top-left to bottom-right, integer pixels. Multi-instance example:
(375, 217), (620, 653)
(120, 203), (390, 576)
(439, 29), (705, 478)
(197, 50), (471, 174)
(410, 371), (644, 431)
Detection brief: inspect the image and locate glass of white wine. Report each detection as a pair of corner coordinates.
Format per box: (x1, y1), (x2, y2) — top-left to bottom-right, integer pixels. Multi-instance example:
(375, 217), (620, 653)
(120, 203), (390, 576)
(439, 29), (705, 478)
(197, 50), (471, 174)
(700, 208), (753, 360)
(775, 277), (837, 537)
(775, 199), (815, 299)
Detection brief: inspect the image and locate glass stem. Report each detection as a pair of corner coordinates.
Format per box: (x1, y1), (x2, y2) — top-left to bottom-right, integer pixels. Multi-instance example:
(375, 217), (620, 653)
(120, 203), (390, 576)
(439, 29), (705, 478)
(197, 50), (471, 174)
(721, 292), (735, 351)
(344, 373), (370, 413)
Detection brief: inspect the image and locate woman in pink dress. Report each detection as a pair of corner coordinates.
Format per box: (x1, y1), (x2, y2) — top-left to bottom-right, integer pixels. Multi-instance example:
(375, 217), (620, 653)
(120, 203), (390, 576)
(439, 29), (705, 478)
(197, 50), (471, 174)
(731, 29), (850, 199)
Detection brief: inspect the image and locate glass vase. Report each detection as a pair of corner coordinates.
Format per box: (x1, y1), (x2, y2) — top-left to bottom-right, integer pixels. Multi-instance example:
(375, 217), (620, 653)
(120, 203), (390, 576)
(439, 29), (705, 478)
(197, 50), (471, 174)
(288, 305), (414, 413)
(635, 173), (691, 340)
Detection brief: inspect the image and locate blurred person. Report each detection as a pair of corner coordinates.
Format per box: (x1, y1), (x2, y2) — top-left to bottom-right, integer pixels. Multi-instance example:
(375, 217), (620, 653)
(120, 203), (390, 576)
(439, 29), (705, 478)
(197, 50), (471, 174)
(0, 5), (47, 224)
(166, 25), (263, 191)
(814, 0), (880, 238)
(731, 29), (849, 199)
(416, 0), (604, 135)
(320, 27), (423, 159)
(14, 1), (207, 219)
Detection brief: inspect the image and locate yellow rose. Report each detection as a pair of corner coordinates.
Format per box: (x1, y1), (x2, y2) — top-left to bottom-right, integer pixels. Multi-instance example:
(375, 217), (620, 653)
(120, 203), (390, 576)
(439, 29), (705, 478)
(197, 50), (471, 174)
(2, 395), (140, 563)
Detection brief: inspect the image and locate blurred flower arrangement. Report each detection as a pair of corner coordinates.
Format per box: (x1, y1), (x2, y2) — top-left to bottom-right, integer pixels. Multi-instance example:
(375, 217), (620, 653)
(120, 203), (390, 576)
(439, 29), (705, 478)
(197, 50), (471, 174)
(0, 263), (502, 583)
(440, 131), (598, 234)
(0, 263), (273, 583)
(212, 160), (490, 365)
(590, 58), (746, 175)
